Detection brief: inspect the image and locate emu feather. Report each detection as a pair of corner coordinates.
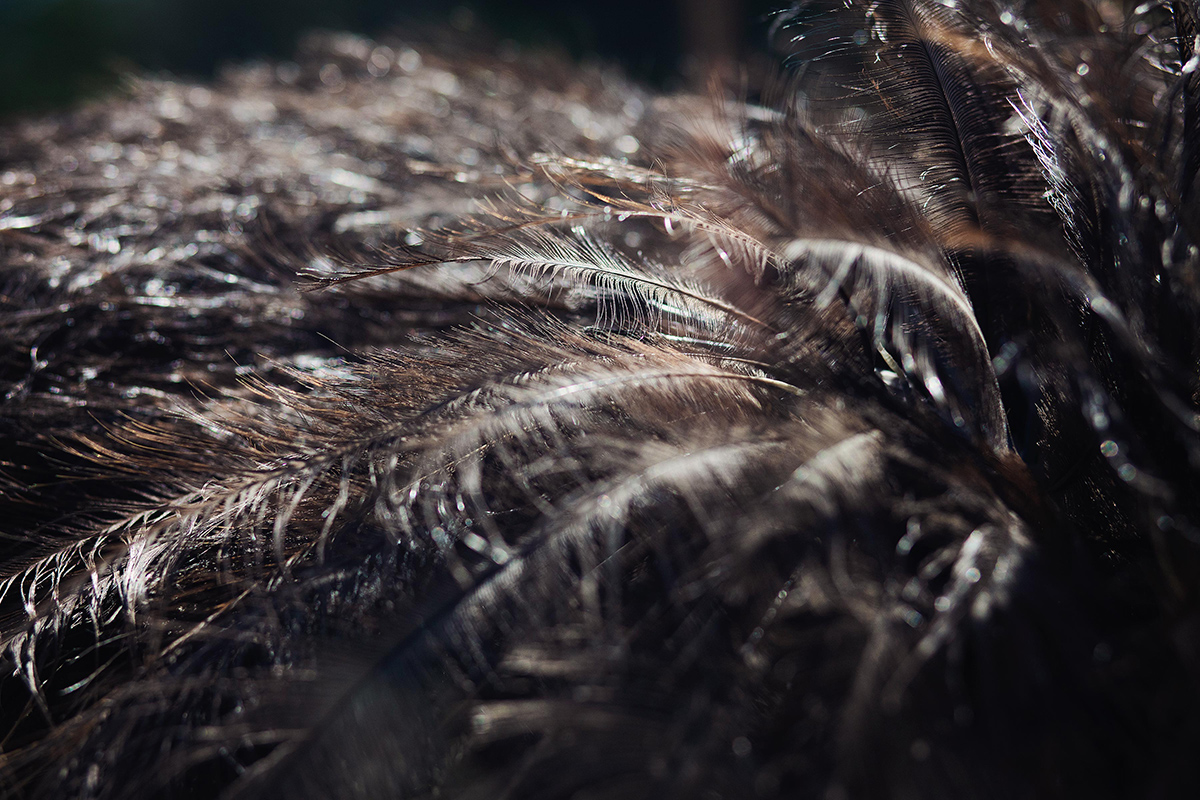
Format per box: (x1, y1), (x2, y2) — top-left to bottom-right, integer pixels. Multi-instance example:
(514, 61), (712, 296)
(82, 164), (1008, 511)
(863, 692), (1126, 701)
(2, 3), (1200, 799)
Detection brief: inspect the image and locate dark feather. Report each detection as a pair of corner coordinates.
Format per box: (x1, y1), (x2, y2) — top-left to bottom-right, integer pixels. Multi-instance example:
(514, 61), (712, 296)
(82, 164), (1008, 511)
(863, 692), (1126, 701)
(1, 5), (1200, 799)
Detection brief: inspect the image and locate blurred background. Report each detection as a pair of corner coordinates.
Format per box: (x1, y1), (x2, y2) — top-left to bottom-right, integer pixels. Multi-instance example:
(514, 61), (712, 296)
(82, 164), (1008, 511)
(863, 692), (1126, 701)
(0, 0), (783, 117)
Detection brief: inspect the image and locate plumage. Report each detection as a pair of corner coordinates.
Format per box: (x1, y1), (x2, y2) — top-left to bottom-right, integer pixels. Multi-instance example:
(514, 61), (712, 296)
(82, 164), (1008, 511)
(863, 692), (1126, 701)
(1, 3), (1199, 798)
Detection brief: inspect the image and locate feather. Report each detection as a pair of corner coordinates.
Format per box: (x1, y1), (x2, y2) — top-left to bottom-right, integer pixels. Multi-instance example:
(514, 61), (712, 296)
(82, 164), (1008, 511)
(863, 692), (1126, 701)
(1, 5), (1200, 800)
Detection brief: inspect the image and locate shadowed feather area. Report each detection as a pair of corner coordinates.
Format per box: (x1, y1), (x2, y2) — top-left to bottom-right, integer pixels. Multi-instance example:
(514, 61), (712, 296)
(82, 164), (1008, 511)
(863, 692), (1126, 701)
(2, 2), (1200, 798)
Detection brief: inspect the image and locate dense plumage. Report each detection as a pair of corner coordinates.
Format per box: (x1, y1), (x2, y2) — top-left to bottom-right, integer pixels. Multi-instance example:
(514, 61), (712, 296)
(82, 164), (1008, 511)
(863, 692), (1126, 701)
(1, 2), (1199, 797)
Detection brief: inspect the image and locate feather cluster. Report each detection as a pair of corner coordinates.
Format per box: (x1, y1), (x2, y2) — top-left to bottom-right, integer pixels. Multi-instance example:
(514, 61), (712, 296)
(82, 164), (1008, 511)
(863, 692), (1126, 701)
(1, 2), (1200, 798)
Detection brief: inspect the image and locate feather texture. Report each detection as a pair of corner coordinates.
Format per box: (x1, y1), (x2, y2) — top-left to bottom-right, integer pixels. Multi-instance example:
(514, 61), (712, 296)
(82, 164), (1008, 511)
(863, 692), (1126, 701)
(1, 5), (1199, 799)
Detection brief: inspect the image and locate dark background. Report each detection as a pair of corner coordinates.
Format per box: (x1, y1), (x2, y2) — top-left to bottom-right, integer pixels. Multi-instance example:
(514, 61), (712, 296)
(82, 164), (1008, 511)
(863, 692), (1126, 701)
(0, 0), (784, 117)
